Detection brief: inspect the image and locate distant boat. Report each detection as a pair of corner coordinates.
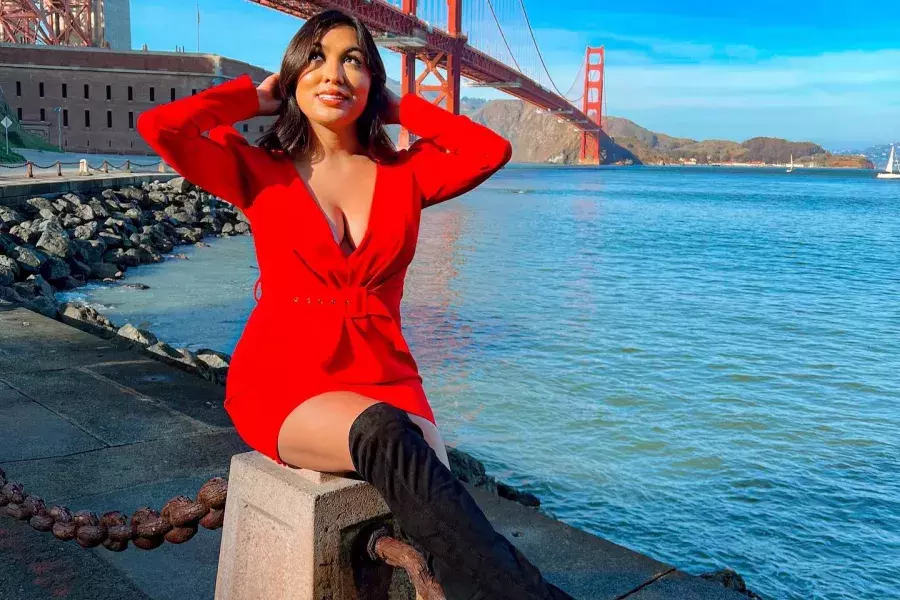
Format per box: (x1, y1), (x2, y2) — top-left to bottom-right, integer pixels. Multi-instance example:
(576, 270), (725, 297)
(876, 145), (900, 179)
(786, 154), (794, 173)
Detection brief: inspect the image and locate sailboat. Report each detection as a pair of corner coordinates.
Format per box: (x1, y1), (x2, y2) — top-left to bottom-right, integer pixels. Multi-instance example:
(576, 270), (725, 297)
(876, 145), (900, 179)
(786, 154), (794, 173)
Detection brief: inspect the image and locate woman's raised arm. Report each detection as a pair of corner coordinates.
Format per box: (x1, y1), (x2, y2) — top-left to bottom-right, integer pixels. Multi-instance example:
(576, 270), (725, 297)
(137, 74), (263, 210)
(399, 94), (513, 208)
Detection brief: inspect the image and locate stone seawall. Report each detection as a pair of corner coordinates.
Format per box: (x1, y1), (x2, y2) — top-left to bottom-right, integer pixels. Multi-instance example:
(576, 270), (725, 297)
(0, 176), (250, 316)
(0, 173), (181, 205)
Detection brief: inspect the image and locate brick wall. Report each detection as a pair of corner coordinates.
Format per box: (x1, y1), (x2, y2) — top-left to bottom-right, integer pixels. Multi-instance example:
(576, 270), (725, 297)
(0, 44), (275, 155)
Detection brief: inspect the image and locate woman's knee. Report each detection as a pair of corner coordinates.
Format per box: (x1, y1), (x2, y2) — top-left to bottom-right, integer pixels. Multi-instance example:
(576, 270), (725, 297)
(277, 395), (449, 475)
(348, 403), (451, 474)
(277, 391), (380, 473)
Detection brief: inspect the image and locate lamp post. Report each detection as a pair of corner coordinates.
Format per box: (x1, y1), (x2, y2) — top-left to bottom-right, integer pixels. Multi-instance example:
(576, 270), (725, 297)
(52, 106), (62, 149)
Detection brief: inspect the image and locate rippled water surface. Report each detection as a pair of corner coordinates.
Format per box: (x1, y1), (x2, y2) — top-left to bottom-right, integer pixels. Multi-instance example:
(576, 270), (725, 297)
(60, 166), (900, 599)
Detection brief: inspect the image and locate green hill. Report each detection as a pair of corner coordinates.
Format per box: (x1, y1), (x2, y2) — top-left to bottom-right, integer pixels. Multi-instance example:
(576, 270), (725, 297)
(0, 87), (60, 163)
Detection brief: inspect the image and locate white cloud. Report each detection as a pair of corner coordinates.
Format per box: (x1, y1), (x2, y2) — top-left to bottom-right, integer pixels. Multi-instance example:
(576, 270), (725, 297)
(607, 49), (900, 109)
(722, 45), (760, 61)
(597, 32), (716, 60)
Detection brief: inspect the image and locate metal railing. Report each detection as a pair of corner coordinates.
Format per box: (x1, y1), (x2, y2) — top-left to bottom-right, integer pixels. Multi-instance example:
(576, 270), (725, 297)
(0, 158), (168, 179)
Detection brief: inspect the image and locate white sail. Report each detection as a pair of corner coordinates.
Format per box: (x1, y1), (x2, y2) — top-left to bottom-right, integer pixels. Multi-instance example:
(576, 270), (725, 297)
(877, 145), (900, 179)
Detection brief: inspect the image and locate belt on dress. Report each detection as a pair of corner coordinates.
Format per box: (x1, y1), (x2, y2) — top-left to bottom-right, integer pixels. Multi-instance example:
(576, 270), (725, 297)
(254, 280), (390, 320)
(253, 279), (396, 369)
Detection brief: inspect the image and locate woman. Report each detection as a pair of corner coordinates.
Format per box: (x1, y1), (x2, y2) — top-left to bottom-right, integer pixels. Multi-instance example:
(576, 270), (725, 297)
(138, 9), (572, 600)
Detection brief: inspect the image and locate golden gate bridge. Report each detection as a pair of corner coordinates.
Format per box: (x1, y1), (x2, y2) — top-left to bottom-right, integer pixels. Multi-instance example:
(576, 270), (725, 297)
(0, 0), (607, 163)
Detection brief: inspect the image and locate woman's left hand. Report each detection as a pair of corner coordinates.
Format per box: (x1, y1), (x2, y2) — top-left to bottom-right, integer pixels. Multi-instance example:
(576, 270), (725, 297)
(383, 88), (402, 125)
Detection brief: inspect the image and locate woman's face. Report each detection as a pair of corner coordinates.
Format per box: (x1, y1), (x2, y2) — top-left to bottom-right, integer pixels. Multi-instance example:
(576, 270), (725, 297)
(294, 26), (371, 130)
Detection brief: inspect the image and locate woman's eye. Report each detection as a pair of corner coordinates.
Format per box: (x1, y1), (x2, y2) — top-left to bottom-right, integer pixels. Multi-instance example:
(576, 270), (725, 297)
(345, 55), (363, 66)
(309, 51), (324, 62)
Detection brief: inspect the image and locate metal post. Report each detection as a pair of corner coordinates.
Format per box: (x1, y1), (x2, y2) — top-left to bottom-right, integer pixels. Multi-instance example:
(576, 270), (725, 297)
(56, 161), (62, 176)
(447, 0), (462, 115)
(26, 161), (33, 178)
(579, 46), (605, 165)
(398, 0), (418, 150)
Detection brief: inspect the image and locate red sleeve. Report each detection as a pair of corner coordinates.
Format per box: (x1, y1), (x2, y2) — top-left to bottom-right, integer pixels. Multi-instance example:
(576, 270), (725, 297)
(399, 94), (513, 208)
(137, 73), (261, 210)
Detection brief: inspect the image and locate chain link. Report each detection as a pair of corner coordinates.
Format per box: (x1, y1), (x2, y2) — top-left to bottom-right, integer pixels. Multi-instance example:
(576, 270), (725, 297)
(0, 159), (165, 175)
(0, 466), (227, 551)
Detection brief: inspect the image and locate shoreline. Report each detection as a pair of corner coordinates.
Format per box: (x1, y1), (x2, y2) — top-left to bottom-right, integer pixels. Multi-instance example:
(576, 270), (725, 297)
(0, 175), (763, 599)
(639, 162), (873, 169)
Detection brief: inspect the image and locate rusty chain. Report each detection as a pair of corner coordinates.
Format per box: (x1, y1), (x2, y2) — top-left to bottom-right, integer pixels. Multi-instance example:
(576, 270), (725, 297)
(0, 466), (227, 551)
(0, 467), (451, 596)
(0, 159), (164, 170)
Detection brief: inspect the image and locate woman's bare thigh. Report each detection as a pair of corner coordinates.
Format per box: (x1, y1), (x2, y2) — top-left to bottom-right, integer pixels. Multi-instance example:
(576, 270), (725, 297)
(277, 391), (450, 474)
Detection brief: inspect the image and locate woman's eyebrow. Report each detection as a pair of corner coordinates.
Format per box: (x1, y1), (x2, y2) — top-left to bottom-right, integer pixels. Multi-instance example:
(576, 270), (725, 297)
(317, 42), (363, 56)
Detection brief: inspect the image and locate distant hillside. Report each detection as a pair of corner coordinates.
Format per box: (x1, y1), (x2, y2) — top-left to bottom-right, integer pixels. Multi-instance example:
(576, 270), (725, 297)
(848, 143), (899, 171)
(467, 98), (874, 168)
(471, 100), (638, 165)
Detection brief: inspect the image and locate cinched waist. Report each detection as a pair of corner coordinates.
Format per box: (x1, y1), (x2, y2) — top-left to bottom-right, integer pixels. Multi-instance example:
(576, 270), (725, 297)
(256, 283), (392, 320)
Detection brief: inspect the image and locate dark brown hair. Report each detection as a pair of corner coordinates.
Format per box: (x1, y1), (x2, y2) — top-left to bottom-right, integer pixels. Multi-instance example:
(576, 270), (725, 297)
(258, 10), (395, 162)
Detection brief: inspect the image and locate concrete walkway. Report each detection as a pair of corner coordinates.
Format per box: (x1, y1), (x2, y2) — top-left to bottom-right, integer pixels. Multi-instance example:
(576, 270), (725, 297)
(0, 303), (746, 600)
(0, 172), (179, 206)
(1, 149), (162, 180)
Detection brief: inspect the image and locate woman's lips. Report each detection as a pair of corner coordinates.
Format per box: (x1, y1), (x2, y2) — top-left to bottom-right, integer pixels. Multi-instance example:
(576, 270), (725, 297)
(316, 93), (349, 107)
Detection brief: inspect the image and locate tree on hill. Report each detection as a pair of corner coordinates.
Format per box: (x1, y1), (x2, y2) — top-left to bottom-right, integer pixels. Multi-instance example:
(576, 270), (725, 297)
(740, 137), (824, 164)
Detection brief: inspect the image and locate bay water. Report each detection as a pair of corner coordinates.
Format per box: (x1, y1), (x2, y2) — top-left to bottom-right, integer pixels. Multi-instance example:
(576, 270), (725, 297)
(59, 166), (900, 599)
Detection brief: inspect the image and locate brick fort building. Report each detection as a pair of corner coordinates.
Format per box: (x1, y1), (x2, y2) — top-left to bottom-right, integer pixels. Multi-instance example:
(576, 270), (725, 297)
(1, 43), (274, 155)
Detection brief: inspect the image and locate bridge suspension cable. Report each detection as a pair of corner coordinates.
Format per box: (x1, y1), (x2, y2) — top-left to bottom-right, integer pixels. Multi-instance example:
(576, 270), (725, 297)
(563, 54), (586, 104)
(514, 0), (566, 97)
(484, 0), (523, 74)
(468, 0), (588, 109)
(380, 0), (595, 119)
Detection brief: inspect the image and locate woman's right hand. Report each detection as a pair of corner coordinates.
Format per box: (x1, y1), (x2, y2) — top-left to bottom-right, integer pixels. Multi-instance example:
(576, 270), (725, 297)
(256, 73), (282, 116)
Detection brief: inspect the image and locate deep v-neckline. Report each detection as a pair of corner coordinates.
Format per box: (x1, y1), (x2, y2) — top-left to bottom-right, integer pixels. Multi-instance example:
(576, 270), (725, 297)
(287, 159), (381, 260)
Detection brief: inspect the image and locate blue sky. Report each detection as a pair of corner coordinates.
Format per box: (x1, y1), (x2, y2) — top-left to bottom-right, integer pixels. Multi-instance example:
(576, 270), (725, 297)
(131, 0), (899, 148)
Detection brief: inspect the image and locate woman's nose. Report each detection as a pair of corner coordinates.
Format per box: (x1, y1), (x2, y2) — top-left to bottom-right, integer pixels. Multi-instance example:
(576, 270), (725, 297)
(323, 58), (345, 84)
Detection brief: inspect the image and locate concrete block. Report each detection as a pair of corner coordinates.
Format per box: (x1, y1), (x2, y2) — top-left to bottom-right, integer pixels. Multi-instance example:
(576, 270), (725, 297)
(2, 366), (212, 445)
(0, 306), (132, 373)
(627, 569), (749, 599)
(0, 380), (104, 461)
(215, 451), (414, 600)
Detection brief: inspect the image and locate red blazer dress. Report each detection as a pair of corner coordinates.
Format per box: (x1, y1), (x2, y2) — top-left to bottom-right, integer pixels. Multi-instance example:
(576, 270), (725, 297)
(138, 74), (512, 464)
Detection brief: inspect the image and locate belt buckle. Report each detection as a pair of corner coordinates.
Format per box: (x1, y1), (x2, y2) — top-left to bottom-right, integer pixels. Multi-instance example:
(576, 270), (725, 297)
(344, 288), (368, 319)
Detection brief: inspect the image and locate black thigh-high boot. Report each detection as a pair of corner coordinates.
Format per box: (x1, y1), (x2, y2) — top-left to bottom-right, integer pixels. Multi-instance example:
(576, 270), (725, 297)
(348, 402), (574, 600)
